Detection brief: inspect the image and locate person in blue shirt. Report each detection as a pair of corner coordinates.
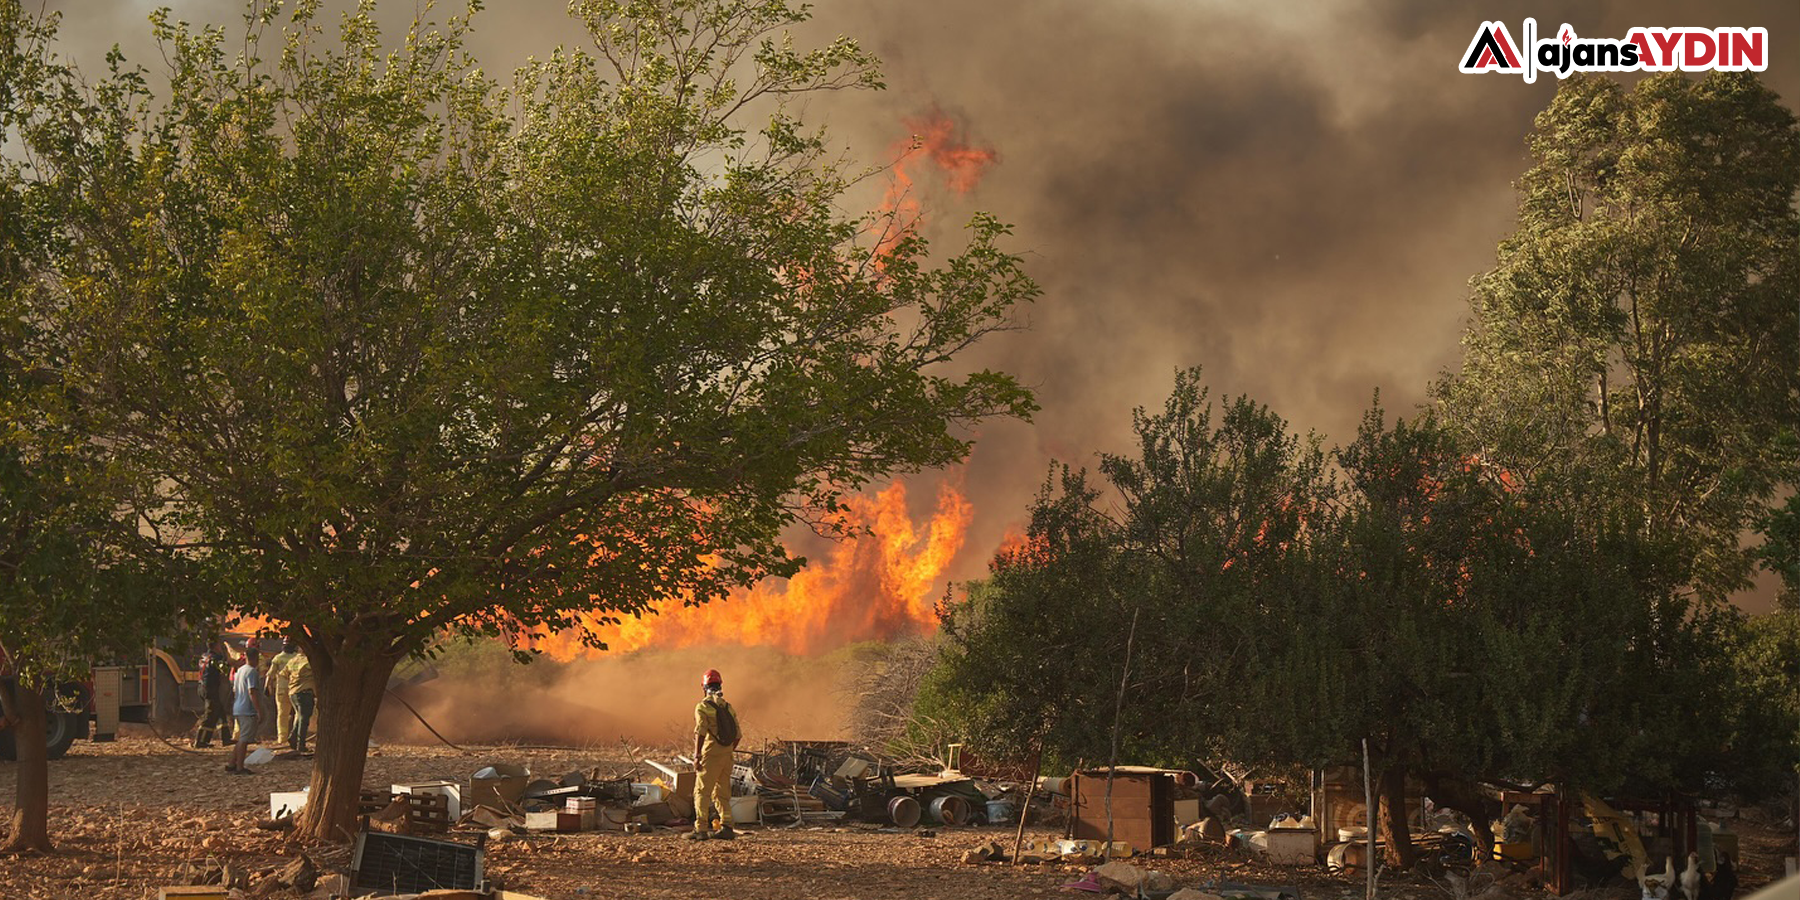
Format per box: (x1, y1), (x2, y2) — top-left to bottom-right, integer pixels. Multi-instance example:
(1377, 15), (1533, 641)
(226, 645), (267, 774)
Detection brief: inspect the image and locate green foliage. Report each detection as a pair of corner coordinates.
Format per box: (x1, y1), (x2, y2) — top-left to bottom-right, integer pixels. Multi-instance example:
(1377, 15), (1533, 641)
(1724, 610), (1800, 795)
(928, 370), (1776, 801)
(1298, 405), (1740, 795)
(1438, 73), (1800, 601)
(1752, 494), (1800, 610)
(927, 369), (1329, 772)
(0, 1), (194, 683)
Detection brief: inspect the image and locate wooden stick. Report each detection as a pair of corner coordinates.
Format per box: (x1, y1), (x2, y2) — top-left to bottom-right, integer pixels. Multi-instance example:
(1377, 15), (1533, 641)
(1013, 743), (1043, 865)
(1364, 737), (1376, 900)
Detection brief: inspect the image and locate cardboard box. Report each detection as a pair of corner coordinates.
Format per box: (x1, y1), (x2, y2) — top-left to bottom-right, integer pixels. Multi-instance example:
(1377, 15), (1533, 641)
(664, 770), (697, 818)
(270, 789), (310, 820)
(523, 811), (561, 832)
(1267, 827), (1317, 865)
(468, 764), (530, 812)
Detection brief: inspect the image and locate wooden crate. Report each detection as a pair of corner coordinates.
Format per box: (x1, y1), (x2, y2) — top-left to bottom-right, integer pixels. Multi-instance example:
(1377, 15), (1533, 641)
(405, 790), (452, 833)
(358, 789), (395, 816)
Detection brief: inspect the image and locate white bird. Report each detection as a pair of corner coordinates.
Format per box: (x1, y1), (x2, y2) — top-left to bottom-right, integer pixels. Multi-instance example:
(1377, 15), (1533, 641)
(1679, 852), (1701, 900)
(1641, 856), (1676, 900)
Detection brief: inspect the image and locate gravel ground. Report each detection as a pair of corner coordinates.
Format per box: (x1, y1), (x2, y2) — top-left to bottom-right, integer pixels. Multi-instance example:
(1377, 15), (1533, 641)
(1, 728), (1792, 900)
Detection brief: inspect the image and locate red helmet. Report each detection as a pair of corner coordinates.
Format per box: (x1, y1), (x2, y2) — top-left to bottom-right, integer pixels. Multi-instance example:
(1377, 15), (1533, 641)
(702, 668), (723, 688)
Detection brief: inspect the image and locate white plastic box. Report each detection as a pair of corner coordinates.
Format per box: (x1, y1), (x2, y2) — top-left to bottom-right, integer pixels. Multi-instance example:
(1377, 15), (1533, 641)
(1267, 827), (1318, 865)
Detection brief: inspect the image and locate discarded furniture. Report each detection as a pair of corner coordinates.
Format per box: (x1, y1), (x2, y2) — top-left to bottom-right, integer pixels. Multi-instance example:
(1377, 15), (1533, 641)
(1070, 767), (1177, 850)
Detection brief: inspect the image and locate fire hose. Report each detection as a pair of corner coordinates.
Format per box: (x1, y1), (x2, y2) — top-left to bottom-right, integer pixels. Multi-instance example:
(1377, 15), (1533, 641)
(384, 687), (468, 753)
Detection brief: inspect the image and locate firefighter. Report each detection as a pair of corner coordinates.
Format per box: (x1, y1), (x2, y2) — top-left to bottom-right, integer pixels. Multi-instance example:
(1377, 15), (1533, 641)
(267, 639), (298, 748)
(688, 668), (741, 841)
(286, 647), (315, 753)
(255, 636), (279, 739)
(192, 641), (233, 748)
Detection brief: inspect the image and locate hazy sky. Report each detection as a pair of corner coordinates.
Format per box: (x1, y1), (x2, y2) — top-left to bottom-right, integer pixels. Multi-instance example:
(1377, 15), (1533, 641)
(42, 0), (1800, 610)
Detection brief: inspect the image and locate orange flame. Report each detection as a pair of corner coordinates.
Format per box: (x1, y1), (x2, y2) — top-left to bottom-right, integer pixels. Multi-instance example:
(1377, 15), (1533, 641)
(531, 479), (972, 660)
(875, 109), (998, 260)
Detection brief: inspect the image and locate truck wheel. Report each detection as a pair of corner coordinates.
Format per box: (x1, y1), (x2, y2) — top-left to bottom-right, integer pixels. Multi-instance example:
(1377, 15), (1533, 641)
(45, 710), (86, 760)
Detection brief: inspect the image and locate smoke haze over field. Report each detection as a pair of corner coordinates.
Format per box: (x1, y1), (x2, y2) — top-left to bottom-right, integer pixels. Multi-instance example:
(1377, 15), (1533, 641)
(375, 645), (851, 748)
(41, 0), (1800, 653)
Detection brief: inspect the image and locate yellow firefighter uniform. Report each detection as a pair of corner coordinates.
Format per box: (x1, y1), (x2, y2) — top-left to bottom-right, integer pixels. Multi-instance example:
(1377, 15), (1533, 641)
(693, 695), (739, 831)
(267, 649), (297, 745)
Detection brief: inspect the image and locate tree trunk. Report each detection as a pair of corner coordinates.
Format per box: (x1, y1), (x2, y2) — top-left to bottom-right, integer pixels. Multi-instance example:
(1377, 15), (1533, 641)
(1423, 773), (1497, 863)
(299, 650), (403, 843)
(1, 680), (52, 853)
(1378, 763), (1417, 869)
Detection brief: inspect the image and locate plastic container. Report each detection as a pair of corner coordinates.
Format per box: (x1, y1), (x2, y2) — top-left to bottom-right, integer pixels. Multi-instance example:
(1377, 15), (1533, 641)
(729, 794), (761, 824)
(929, 795), (970, 826)
(985, 800), (1015, 825)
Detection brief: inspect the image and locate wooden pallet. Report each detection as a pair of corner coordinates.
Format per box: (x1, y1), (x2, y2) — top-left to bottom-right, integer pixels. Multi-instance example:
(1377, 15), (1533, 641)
(405, 791), (451, 833)
(357, 789), (394, 816)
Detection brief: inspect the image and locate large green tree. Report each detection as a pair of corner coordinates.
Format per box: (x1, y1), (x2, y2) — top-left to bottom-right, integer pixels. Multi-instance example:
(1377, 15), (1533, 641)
(1439, 72), (1800, 601)
(927, 370), (1331, 769)
(1284, 406), (1741, 867)
(4, 0), (1035, 840)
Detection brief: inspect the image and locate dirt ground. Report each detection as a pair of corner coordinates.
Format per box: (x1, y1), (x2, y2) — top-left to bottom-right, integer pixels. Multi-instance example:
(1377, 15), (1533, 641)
(1, 729), (1794, 900)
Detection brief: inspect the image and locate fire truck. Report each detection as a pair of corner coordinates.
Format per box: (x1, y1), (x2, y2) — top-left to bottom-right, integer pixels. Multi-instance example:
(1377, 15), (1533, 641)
(0, 643), (209, 760)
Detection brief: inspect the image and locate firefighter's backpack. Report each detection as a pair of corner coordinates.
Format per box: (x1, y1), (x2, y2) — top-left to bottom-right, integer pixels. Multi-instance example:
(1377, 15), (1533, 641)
(710, 699), (740, 747)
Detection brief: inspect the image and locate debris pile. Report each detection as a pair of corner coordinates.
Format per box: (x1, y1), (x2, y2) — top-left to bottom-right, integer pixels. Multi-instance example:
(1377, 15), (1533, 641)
(691, 739), (1044, 831)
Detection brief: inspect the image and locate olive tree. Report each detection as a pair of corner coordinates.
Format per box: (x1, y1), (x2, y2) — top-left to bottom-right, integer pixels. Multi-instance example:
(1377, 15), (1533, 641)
(4, 0), (1035, 840)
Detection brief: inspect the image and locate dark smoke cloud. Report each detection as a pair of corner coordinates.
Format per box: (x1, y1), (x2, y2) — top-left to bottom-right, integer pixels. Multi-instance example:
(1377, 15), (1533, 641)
(797, 0), (1798, 611)
(44, 0), (1800, 612)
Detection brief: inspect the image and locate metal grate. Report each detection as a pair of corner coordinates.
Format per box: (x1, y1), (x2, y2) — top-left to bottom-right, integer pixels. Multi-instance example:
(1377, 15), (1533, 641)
(351, 831), (484, 894)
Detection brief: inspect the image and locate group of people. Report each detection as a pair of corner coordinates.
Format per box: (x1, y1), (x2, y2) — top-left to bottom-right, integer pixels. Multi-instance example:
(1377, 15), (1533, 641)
(192, 636), (316, 773)
(188, 650), (743, 836)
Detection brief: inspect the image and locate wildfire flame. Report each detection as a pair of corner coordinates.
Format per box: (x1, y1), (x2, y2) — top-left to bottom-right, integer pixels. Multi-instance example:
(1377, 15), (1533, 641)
(531, 479), (972, 660)
(875, 109), (998, 259)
